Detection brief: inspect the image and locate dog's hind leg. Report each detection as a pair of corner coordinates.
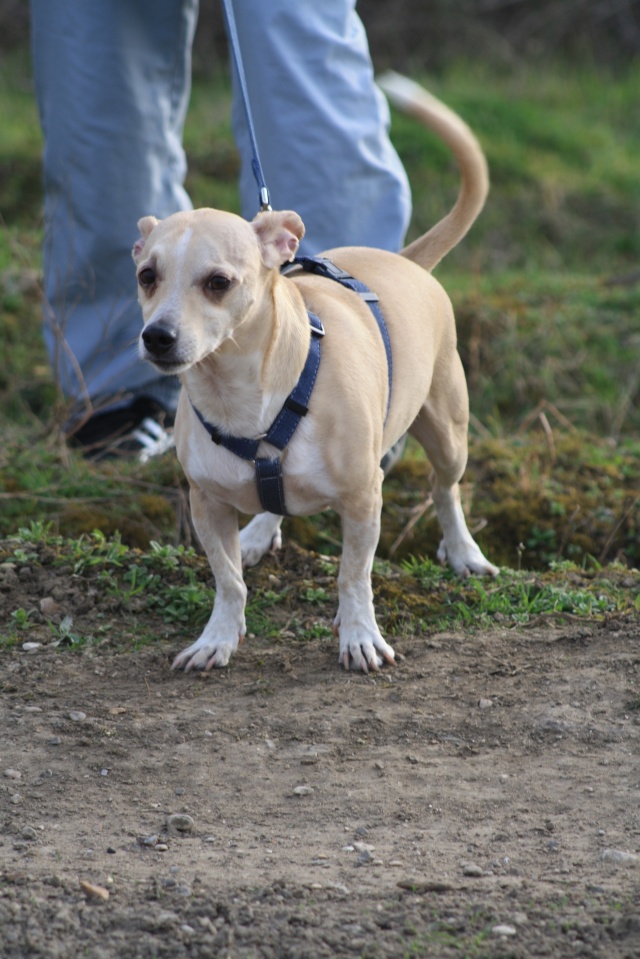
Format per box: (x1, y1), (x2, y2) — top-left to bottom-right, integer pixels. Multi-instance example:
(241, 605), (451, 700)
(335, 485), (397, 672)
(172, 488), (248, 670)
(410, 351), (499, 578)
(240, 513), (283, 568)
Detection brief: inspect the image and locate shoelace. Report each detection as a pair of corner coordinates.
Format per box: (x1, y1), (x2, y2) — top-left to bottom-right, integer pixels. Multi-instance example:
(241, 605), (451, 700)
(131, 417), (175, 463)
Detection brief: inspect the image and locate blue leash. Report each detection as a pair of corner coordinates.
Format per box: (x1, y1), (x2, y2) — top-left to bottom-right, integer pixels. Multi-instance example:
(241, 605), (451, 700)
(221, 0), (272, 212)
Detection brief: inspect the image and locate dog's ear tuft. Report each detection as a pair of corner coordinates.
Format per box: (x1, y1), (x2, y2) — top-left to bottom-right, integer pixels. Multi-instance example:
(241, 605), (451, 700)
(252, 211), (305, 269)
(132, 216), (160, 261)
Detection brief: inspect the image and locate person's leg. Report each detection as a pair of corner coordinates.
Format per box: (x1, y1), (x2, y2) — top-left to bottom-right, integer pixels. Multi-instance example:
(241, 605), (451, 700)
(30, 0), (199, 427)
(227, 0), (411, 254)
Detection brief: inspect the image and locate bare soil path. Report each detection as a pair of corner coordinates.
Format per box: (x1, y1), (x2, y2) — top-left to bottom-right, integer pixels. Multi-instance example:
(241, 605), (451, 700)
(1, 549), (640, 958)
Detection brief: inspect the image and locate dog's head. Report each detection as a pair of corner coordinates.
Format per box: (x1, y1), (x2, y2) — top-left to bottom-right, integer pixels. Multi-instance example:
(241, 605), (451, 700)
(133, 208), (305, 374)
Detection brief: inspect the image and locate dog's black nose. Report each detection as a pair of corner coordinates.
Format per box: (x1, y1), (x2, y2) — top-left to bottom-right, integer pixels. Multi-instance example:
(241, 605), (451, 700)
(142, 323), (178, 356)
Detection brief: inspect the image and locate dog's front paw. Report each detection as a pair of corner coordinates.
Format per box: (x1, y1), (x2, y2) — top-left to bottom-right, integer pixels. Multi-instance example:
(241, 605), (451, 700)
(172, 631), (242, 671)
(438, 538), (499, 578)
(336, 625), (396, 673)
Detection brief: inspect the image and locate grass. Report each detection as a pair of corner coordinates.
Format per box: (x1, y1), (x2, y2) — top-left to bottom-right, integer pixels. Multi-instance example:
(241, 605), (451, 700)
(1, 524), (638, 653)
(0, 53), (639, 592)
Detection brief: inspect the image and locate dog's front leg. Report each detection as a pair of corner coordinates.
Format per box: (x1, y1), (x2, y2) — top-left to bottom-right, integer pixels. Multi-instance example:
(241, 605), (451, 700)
(172, 488), (247, 671)
(335, 490), (396, 672)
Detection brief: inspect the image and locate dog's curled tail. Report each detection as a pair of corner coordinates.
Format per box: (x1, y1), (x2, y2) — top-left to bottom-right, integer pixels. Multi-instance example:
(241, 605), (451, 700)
(377, 71), (488, 272)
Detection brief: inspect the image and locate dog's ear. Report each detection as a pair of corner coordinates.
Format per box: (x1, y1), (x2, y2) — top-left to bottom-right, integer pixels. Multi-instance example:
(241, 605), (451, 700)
(132, 216), (160, 261)
(252, 211), (305, 269)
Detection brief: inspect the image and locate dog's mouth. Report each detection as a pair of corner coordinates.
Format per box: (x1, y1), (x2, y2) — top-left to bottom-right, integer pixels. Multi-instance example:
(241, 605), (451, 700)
(145, 354), (192, 375)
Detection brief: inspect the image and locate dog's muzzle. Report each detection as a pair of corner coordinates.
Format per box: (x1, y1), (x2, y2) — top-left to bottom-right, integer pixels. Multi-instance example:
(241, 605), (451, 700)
(142, 322), (178, 358)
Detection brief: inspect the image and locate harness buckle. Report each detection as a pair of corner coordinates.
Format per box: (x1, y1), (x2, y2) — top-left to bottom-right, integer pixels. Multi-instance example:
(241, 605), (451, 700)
(359, 290), (380, 304)
(284, 397), (309, 417)
(311, 258), (352, 282)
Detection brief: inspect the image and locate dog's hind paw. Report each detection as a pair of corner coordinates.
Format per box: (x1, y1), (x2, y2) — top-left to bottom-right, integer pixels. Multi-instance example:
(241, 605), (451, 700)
(438, 538), (499, 578)
(240, 513), (283, 568)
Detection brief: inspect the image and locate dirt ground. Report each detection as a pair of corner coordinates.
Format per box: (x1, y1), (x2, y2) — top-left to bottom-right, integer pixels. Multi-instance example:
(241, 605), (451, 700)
(1, 543), (640, 958)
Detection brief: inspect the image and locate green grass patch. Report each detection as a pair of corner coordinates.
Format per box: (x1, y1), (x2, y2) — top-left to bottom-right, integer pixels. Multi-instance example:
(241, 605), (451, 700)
(1, 527), (637, 655)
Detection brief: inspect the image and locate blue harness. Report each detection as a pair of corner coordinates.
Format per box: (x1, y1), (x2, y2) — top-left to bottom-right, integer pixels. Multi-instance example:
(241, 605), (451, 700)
(190, 256), (392, 516)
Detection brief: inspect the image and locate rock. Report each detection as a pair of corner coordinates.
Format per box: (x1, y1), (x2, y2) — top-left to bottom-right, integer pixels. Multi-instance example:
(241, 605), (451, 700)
(601, 848), (639, 865)
(22, 642), (42, 651)
(47, 736), (62, 746)
(492, 924), (517, 937)
(293, 785), (314, 796)
(462, 863), (483, 877)
(21, 826), (38, 841)
(166, 813), (195, 834)
(137, 834), (159, 847)
(69, 711), (86, 722)
(353, 842), (375, 854)
(3, 769), (21, 780)
(80, 881), (110, 902)
(479, 699), (493, 709)
(397, 879), (454, 893)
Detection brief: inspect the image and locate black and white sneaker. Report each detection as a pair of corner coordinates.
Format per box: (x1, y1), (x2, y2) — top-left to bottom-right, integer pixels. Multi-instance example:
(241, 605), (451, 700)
(69, 397), (175, 462)
(129, 416), (175, 462)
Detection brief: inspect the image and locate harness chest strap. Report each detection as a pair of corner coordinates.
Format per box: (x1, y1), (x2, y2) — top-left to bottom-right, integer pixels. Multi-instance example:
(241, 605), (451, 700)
(190, 257), (392, 516)
(190, 311), (324, 516)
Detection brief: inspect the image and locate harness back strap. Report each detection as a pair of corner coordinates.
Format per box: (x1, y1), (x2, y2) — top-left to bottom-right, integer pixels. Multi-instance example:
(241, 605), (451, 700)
(291, 256), (393, 420)
(190, 312), (324, 516)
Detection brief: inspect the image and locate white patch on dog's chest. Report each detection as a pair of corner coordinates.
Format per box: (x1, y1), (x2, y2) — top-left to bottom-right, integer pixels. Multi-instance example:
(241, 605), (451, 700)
(181, 415), (337, 516)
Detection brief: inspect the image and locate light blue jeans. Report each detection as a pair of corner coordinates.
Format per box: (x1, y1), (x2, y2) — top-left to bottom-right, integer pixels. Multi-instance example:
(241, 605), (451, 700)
(30, 0), (411, 420)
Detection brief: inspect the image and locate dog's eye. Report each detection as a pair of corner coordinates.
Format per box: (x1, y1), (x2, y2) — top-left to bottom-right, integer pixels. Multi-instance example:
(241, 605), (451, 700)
(138, 267), (156, 287)
(205, 274), (231, 294)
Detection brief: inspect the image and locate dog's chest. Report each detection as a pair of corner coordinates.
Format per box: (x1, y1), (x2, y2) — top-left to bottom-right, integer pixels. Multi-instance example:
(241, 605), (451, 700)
(180, 418), (338, 517)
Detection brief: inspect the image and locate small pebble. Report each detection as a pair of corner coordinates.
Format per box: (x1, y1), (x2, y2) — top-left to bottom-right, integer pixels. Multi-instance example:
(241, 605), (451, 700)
(301, 753), (318, 765)
(69, 711), (86, 722)
(353, 842), (375, 854)
(47, 737), (62, 746)
(80, 881), (109, 902)
(293, 785), (314, 796)
(492, 924), (517, 937)
(601, 848), (639, 865)
(23, 706), (43, 713)
(166, 813), (195, 833)
(10, 794), (22, 805)
(21, 826), (38, 841)
(155, 844), (169, 852)
(462, 863), (483, 877)
(478, 699), (493, 709)
(137, 835), (158, 847)
(175, 787), (185, 796)
(4, 769), (21, 780)
(22, 642), (42, 652)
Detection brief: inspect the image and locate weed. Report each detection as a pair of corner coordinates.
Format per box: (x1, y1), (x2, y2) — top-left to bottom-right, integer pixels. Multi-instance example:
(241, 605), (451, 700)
(10, 607), (33, 630)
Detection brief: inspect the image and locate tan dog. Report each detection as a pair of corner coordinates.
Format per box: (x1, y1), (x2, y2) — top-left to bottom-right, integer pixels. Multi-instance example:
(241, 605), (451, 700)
(133, 72), (498, 674)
